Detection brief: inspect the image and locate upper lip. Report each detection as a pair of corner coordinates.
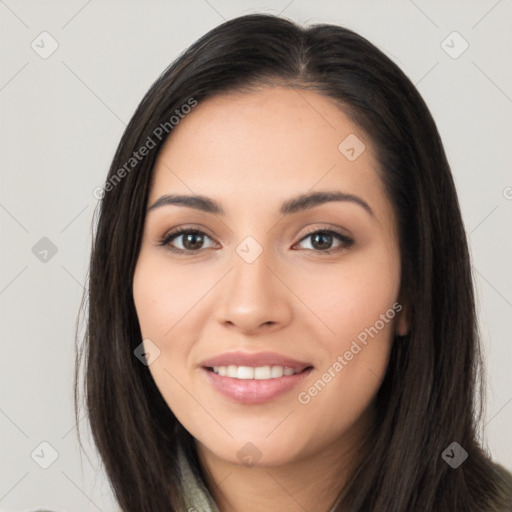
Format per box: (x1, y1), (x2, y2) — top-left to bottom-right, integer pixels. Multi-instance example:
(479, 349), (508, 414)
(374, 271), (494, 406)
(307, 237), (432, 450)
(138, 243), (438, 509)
(200, 351), (313, 371)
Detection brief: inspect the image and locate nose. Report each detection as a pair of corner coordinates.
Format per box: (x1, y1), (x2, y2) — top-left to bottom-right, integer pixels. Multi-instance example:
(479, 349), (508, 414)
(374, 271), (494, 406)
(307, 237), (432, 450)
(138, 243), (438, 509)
(214, 245), (293, 335)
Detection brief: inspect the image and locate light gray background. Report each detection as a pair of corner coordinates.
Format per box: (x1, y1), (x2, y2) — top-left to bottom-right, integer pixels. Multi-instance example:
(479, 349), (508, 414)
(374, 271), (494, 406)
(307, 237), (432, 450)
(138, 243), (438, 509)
(1, 1), (511, 510)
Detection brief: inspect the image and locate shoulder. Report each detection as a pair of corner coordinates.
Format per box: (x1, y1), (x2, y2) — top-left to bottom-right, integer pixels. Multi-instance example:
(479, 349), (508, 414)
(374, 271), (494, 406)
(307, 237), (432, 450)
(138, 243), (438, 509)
(488, 461), (512, 511)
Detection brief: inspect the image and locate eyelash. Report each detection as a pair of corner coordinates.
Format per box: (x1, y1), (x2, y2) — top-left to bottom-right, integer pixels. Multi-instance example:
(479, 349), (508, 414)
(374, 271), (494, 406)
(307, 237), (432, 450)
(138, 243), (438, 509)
(157, 226), (355, 256)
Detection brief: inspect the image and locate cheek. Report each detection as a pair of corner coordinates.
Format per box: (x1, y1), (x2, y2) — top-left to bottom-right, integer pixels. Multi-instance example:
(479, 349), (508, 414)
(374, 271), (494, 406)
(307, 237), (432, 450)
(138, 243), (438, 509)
(132, 254), (203, 414)
(132, 252), (221, 393)
(133, 252), (206, 340)
(291, 252), (400, 433)
(292, 249), (399, 390)
(296, 249), (401, 346)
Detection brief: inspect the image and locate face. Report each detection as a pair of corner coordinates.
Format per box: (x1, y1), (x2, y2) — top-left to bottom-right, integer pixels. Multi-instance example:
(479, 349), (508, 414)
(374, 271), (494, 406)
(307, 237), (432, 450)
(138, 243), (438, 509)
(133, 86), (408, 468)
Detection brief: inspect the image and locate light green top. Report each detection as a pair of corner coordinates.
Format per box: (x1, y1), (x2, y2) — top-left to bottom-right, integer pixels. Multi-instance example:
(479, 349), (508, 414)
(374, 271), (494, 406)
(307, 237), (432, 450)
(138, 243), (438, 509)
(177, 443), (220, 511)
(27, 455), (512, 510)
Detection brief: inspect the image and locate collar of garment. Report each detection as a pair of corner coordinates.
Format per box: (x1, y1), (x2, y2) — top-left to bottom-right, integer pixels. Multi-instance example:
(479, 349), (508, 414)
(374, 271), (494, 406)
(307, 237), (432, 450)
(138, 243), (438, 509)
(177, 442), (220, 512)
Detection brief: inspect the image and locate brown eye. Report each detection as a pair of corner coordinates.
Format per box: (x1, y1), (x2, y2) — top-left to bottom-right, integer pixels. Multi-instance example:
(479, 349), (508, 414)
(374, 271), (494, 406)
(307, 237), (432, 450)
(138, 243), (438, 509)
(159, 228), (217, 253)
(295, 230), (354, 253)
(180, 232), (205, 250)
(310, 232), (334, 250)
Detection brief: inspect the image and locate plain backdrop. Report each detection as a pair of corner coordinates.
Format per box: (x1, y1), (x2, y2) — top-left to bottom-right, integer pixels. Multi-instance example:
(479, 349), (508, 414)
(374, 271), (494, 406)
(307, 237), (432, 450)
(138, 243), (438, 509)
(1, 1), (511, 510)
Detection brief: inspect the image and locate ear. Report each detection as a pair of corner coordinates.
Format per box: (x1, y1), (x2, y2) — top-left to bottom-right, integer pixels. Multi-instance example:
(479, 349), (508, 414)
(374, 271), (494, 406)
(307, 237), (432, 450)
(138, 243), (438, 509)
(396, 305), (409, 336)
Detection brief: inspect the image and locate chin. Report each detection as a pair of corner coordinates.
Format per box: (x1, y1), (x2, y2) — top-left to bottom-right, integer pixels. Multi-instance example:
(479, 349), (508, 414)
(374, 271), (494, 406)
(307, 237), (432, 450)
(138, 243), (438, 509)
(196, 433), (307, 469)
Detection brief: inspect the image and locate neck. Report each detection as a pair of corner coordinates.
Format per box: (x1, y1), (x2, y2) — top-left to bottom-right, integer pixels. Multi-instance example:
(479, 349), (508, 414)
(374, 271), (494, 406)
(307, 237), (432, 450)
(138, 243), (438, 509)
(196, 407), (373, 512)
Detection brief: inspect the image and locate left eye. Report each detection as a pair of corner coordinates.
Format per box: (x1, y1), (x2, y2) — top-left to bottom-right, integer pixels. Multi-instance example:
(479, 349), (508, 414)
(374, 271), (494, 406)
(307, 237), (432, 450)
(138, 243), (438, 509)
(294, 230), (354, 252)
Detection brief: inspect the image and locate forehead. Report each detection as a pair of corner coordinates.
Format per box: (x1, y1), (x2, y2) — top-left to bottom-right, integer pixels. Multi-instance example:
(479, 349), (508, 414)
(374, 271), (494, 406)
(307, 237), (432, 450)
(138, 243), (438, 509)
(148, 86), (391, 223)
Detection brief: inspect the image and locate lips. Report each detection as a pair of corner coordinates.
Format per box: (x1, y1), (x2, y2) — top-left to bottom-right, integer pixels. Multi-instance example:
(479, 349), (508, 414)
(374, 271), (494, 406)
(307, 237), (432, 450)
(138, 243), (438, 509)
(199, 351), (314, 405)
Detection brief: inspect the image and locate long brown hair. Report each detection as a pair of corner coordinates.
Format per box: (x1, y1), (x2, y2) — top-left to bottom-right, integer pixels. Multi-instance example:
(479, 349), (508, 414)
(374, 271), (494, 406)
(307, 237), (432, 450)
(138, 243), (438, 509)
(75, 13), (512, 511)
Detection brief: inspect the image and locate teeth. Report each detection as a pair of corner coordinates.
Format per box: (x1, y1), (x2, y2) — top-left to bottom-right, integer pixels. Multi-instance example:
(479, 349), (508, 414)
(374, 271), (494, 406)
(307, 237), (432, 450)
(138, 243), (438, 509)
(271, 366), (283, 378)
(254, 366), (271, 379)
(211, 365), (301, 379)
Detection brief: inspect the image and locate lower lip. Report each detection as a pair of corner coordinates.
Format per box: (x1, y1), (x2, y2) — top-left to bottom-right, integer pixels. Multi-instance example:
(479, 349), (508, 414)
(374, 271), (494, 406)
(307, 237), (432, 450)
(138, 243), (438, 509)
(202, 367), (313, 405)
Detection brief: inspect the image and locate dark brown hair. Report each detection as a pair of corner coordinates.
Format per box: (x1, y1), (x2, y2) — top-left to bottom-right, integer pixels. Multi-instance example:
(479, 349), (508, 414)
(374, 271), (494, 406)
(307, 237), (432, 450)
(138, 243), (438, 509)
(75, 13), (512, 511)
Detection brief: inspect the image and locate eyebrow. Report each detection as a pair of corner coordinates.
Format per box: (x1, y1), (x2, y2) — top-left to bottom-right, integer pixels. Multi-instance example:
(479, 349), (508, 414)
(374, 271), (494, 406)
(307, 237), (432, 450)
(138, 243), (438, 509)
(147, 190), (375, 218)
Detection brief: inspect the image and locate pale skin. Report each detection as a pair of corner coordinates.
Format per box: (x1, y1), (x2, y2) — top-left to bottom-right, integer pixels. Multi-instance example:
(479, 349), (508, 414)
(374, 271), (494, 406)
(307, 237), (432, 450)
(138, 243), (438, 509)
(132, 86), (409, 511)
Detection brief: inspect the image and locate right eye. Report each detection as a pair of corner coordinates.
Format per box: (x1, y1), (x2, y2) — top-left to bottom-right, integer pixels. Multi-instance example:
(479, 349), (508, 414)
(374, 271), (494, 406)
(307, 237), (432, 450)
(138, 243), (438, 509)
(158, 228), (218, 254)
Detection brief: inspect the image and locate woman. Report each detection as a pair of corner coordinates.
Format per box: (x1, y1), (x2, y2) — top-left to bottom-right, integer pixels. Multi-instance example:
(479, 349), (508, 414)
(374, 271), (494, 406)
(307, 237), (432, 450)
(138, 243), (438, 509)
(76, 13), (512, 511)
